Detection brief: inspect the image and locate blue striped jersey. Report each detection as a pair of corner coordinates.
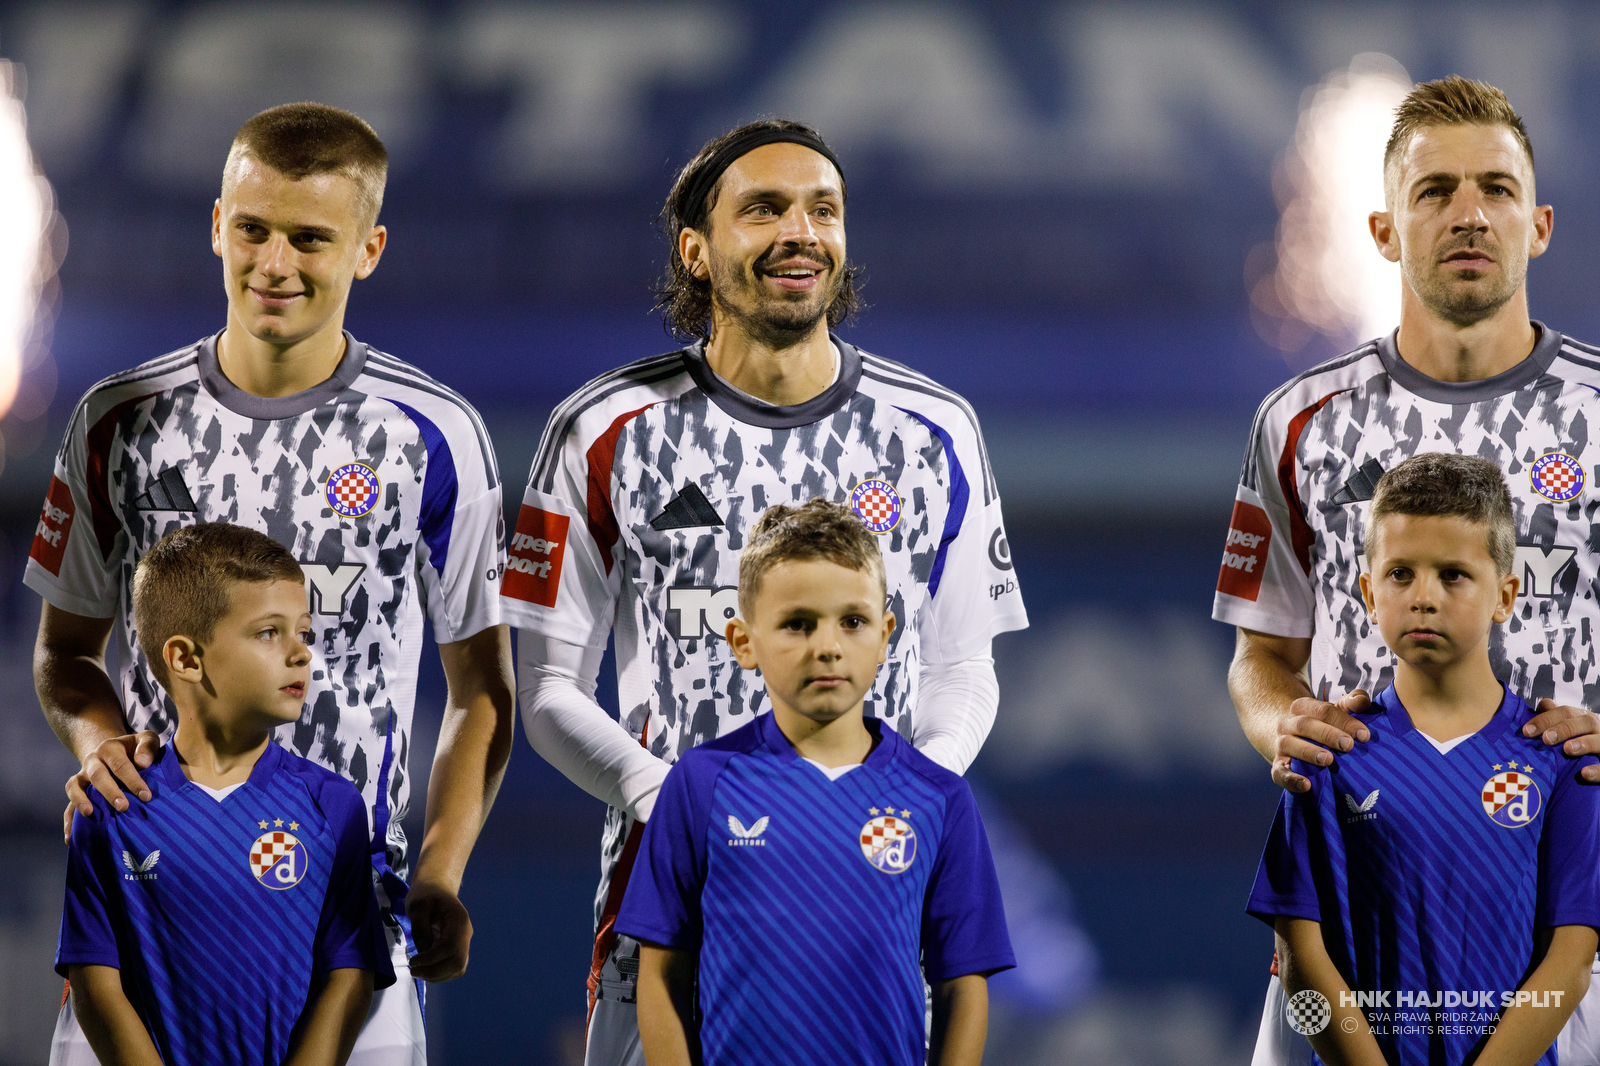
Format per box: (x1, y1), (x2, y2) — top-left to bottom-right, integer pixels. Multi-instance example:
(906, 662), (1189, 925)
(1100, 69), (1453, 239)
(616, 713), (1014, 1066)
(1248, 685), (1600, 1066)
(57, 740), (395, 1064)
(24, 332), (504, 880)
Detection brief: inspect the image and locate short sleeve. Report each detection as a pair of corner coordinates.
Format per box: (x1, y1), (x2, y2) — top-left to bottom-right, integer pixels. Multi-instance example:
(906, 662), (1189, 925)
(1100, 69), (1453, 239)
(901, 407), (1028, 665)
(920, 780), (1015, 981)
(616, 757), (710, 950)
(1536, 755), (1600, 930)
(499, 412), (628, 649)
(56, 803), (123, 974)
(1247, 784), (1324, 927)
(1211, 400), (1317, 638)
(313, 782), (396, 988)
(388, 396), (505, 644)
(25, 402), (121, 618)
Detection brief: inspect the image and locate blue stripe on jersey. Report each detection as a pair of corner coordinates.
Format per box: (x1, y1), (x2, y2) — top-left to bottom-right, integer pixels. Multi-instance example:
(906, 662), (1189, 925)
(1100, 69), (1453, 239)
(1248, 686), (1600, 1066)
(389, 399), (459, 574)
(618, 714), (1014, 1066)
(895, 407), (968, 598)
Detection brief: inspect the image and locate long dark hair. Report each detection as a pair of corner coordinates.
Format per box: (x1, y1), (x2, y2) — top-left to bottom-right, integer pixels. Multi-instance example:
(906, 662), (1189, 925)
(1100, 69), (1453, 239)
(654, 119), (861, 341)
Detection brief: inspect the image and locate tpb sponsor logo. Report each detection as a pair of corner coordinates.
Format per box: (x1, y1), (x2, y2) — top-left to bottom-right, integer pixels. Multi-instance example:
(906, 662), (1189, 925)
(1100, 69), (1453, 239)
(1217, 500), (1271, 601)
(668, 585), (739, 641)
(29, 476), (75, 577)
(990, 579), (1017, 601)
(503, 505), (569, 608)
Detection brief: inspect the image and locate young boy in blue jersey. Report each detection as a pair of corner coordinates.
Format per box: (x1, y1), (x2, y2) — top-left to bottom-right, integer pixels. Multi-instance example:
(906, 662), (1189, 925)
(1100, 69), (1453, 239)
(1248, 453), (1600, 1066)
(617, 498), (1014, 1066)
(56, 523), (395, 1066)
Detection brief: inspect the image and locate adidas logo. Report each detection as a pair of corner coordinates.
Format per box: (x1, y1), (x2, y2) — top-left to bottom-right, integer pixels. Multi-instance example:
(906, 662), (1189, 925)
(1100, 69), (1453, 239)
(650, 483), (725, 532)
(1331, 458), (1386, 506)
(134, 468), (196, 512)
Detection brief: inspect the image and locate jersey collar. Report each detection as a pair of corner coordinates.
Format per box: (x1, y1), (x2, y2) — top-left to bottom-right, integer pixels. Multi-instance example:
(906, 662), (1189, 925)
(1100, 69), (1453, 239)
(153, 735), (287, 795)
(683, 333), (863, 429)
(1372, 682), (1522, 746)
(1377, 320), (1562, 405)
(756, 710), (899, 771)
(198, 330), (370, 420)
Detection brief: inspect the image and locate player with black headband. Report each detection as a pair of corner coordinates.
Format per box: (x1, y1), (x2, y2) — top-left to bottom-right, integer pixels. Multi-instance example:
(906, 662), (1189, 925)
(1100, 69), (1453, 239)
(501, 120), (1029, 1065)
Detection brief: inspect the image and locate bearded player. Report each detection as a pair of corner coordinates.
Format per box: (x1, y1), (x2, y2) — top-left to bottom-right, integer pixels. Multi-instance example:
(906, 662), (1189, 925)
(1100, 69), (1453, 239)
(29, 104), (514, 1064)
(1215, 77), (1600, 1066)
(500, 120), (1028, 1065)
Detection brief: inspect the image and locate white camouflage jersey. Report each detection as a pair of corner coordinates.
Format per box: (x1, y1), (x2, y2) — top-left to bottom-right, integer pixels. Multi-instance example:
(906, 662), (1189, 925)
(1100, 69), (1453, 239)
(25, 332), (504, 877)
(1213, 324), (1600, 707)
(500, 336), (1027, 1000)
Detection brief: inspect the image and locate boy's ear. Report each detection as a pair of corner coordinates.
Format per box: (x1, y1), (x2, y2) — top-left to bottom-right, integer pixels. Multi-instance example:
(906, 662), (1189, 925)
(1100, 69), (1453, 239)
(162, 635), (204, 685)
(725, 616), (760, 670)
(1493, 571), (1520, 624)
(1358, 571), (1376, 617)
(877, 611), (896, 665)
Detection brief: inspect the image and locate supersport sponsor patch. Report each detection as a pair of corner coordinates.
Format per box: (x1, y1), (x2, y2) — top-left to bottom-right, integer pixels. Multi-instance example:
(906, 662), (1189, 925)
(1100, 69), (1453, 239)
(1217, 499), (1272, 601)
(1529, 451), (1584, 503)
(503, 505), (569, 607)
(30, 475), (75, 576)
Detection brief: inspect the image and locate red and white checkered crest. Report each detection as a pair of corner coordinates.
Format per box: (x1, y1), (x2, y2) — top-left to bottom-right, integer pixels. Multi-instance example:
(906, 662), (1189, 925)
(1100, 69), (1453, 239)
(859, 814), (917, 874)
(249, 830), (308, 889)
(325, 462), (381, 518)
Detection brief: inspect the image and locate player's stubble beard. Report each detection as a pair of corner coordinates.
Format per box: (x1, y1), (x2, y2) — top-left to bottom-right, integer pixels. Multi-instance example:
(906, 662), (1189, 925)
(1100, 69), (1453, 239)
(707, 243), (844, 350)
(1405, 233), (1527, 329)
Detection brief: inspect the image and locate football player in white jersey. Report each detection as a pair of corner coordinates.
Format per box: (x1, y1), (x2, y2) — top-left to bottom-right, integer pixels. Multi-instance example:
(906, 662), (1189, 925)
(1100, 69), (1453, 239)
(28, 104), (514, 1065)
(500, 120), (1028, 1066)
(1215, 77), (1600, 1066)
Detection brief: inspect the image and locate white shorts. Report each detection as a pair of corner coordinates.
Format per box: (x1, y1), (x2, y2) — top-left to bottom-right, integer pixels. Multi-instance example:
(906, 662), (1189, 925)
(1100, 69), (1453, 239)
(585, 996), (646, 1066)
(50, 923), (425, 1066)
(1253, 958), (1600, 1066)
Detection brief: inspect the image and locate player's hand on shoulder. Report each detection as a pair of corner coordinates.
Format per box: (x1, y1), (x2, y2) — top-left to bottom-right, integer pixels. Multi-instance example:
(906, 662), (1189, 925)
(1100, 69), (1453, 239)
(63, 730), (162, 842)
(1272, 690), (1373, 794)
(407, 880), (473, 983)
(1529, 699), (1600, 781)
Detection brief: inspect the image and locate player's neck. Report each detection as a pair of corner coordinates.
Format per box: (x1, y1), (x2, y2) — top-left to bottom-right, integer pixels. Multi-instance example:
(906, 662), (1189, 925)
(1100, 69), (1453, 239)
(217, 311), (348, 399)
(1394, 288), (1537, 384)
(172, 711), (274, 788)
(703, 319), (835, 407)
(770, 699), (874, 768)
(1392, 652), (1504, 743)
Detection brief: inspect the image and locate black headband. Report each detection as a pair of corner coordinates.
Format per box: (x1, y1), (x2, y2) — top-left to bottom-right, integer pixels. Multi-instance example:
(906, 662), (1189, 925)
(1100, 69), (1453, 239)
(676, 128), (846, 229)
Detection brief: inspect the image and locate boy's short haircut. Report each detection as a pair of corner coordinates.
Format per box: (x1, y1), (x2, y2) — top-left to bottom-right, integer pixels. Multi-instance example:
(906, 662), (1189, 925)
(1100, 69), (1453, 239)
(132, 523), (304, 684)
(738, 498), (886, 618)
(224, 102), (389, 228)
(1364, 453), (1516, 575)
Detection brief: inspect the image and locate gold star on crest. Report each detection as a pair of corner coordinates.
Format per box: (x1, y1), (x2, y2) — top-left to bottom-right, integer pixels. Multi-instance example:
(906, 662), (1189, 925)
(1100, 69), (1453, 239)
(289, 821), (300, 830)
(1523, 764), (1535, 773)
(1493, 764), (1503, 771)
(900, 809), (911, 819)
(258, 820), (269, 829)
(273, 818), (284, 828)
(868, 807), (880, 815)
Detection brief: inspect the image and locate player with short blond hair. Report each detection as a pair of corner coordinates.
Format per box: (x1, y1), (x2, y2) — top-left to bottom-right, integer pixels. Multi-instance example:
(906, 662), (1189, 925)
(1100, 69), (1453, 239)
(30, 102), (513, 1065)
(1218, 75), (1600, 1065)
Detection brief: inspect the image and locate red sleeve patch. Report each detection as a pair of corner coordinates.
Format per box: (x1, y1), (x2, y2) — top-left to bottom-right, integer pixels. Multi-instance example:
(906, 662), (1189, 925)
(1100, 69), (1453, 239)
(29, 475), (76, 577)
(503, 505), (570, 608)
(1217, 500), (1272, 601)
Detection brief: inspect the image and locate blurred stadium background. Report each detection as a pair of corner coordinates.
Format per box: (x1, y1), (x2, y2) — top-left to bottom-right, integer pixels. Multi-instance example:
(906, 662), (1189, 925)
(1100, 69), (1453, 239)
(2, 3), (1596, 1062)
